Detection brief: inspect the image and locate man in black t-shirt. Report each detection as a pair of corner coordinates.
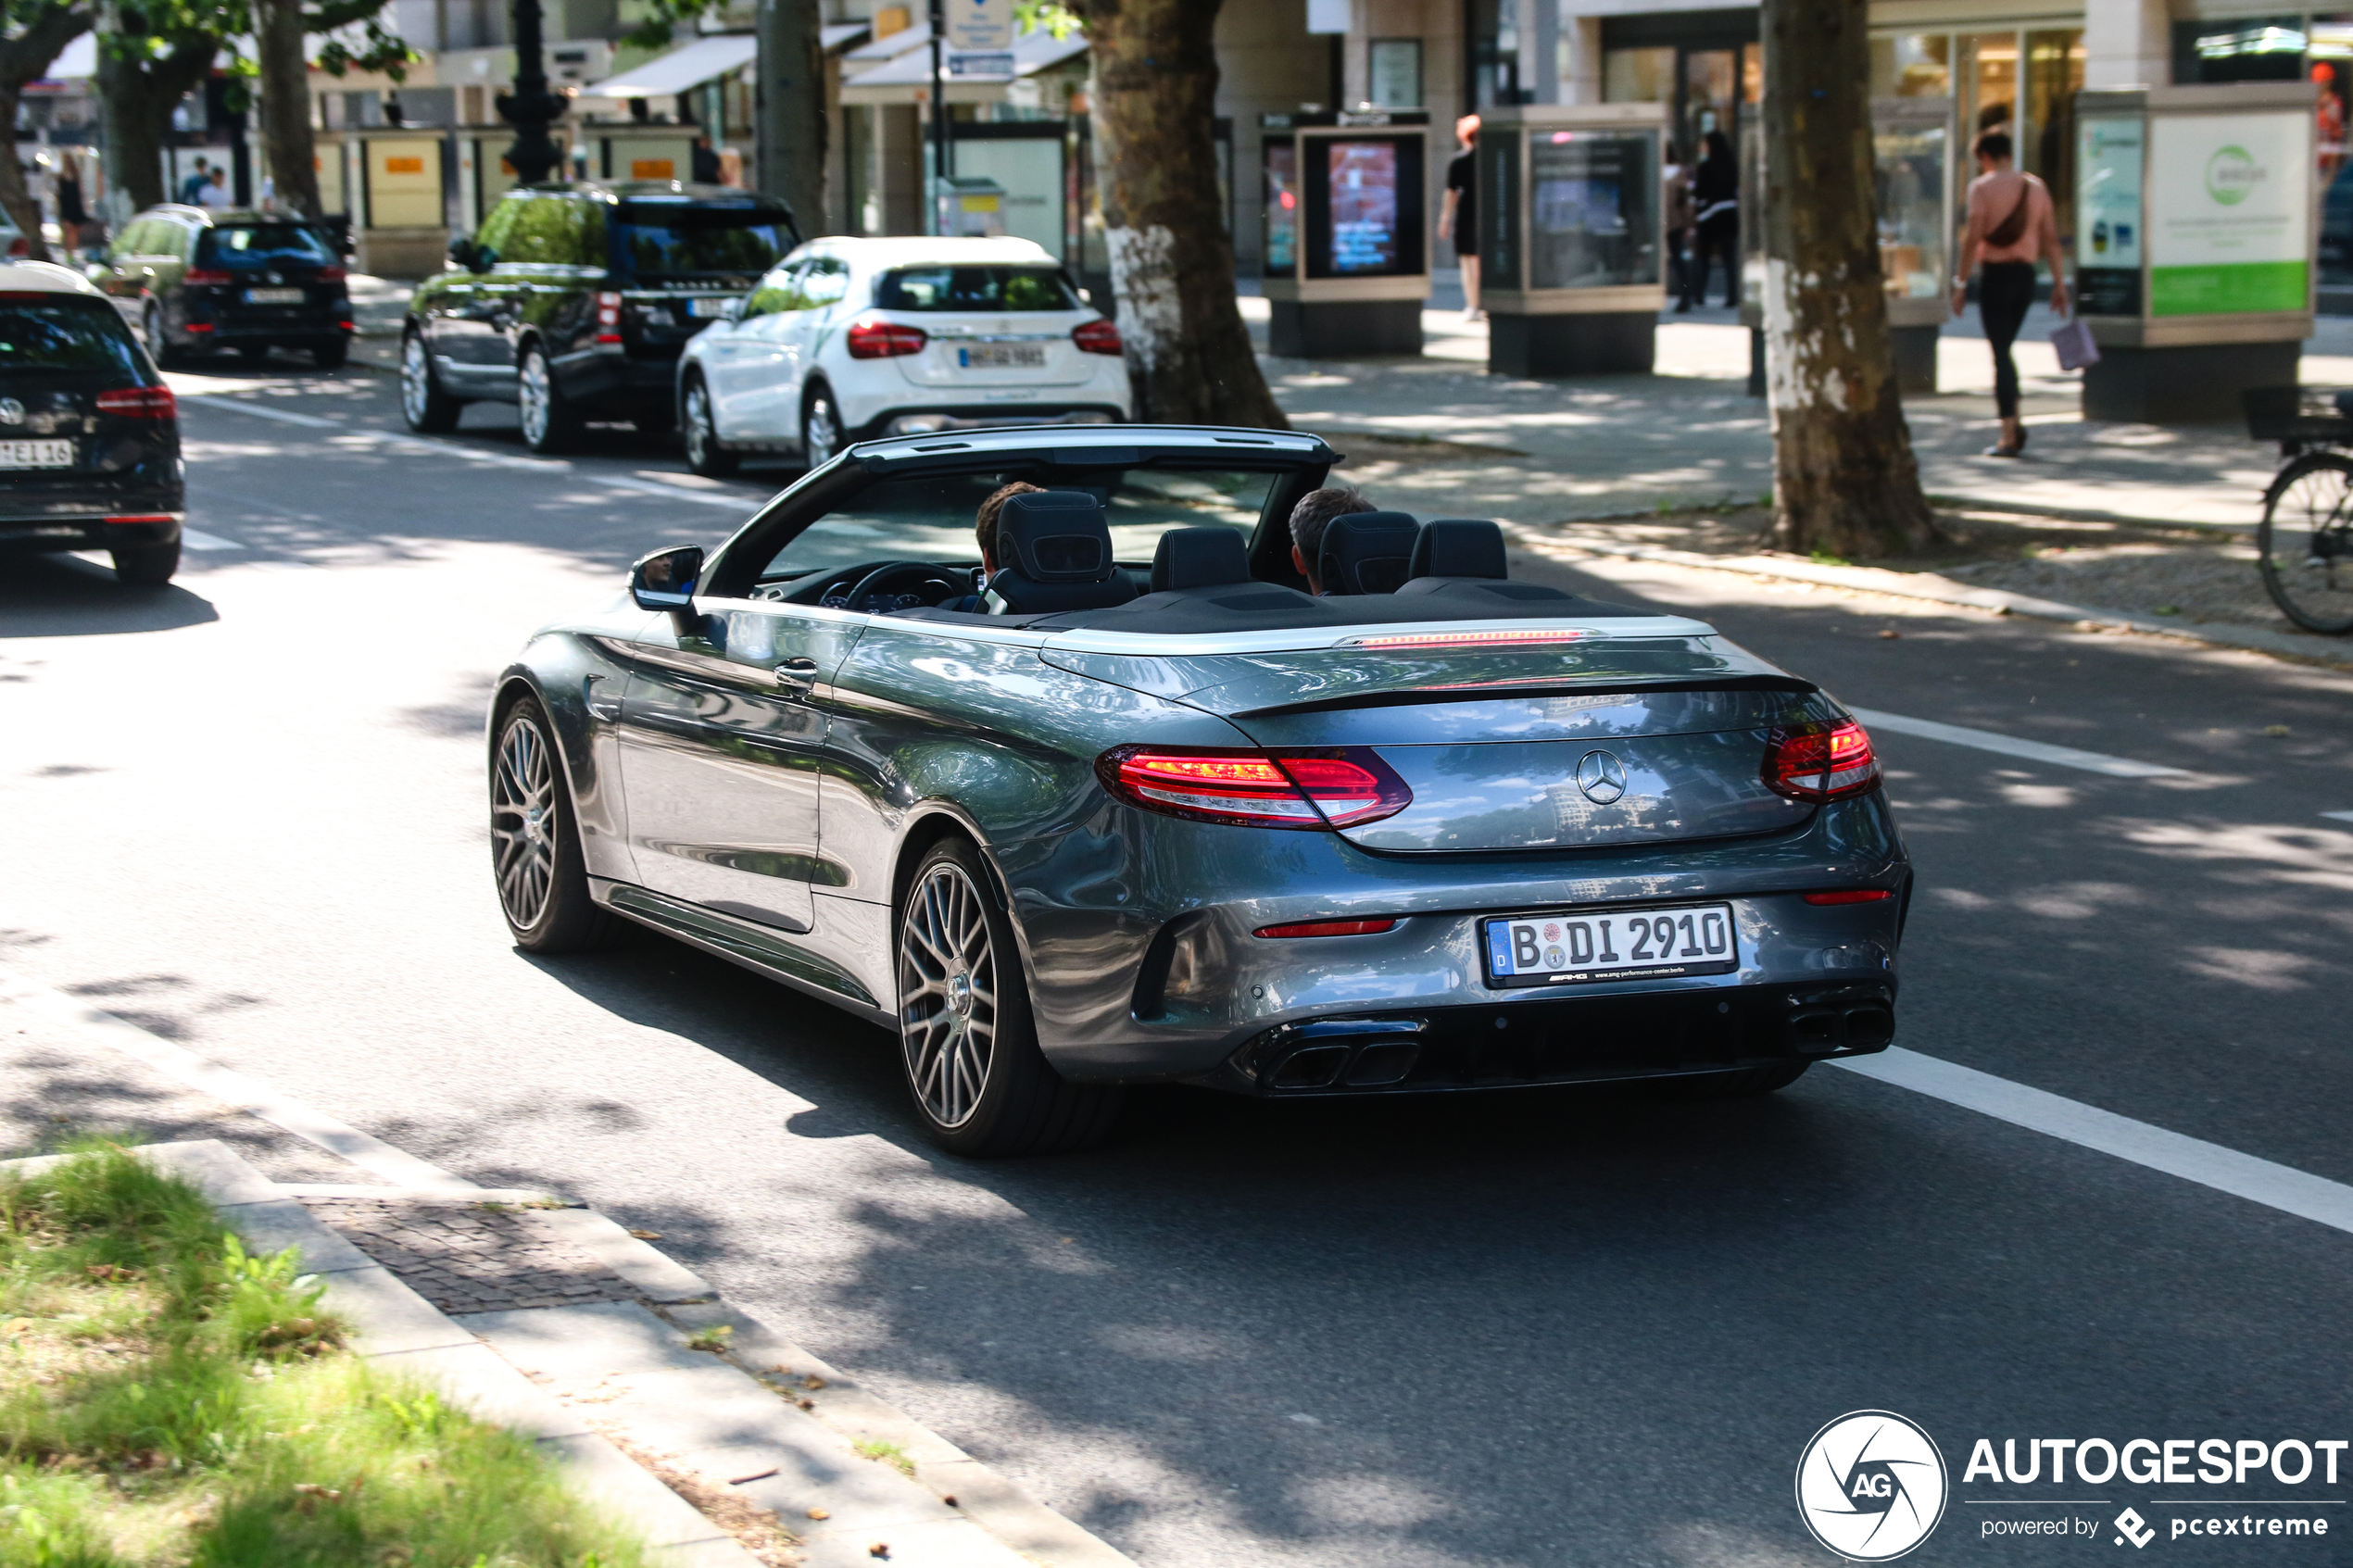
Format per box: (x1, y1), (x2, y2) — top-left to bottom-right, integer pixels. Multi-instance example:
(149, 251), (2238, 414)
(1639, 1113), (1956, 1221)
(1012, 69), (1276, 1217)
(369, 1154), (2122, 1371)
(1440, 115), (1481, 321)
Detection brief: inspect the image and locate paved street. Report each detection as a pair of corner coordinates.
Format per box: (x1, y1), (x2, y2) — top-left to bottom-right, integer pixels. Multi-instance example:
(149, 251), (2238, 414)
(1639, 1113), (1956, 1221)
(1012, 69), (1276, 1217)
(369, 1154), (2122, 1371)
(6, 362), (2352, 1566)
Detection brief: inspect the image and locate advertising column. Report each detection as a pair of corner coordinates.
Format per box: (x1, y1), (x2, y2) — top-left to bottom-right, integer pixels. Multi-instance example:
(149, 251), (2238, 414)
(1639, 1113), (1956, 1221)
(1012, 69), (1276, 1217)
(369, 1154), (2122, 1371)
(1260, 111), (1430, 358)
(2077, 82), (2314, 424)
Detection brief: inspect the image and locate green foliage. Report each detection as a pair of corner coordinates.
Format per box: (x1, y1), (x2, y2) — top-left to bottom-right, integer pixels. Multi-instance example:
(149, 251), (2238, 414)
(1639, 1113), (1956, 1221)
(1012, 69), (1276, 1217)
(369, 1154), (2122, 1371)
(0, 1147), (649, 1567)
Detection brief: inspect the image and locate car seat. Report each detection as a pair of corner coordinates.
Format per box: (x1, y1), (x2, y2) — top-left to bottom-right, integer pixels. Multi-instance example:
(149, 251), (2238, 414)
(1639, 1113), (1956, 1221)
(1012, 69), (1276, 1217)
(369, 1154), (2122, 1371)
(1150, 526), (1253, 593)
(986, 491), (1139, 613)
(1396, 518), (1572, 602)
(1317, 511), (1419, 595)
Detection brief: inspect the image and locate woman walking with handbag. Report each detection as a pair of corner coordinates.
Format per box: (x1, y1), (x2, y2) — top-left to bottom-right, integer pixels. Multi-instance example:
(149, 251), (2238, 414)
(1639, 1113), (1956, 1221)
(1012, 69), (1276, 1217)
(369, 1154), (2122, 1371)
(1952, 129), (2069, 458)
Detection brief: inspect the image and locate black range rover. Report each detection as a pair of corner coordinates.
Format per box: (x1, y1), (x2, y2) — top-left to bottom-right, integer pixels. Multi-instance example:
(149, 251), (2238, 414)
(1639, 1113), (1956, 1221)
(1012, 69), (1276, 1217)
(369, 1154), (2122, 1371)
(401, 181), (799, 453)
(92, 205), (354, 370)
(0, 261), (184, 584)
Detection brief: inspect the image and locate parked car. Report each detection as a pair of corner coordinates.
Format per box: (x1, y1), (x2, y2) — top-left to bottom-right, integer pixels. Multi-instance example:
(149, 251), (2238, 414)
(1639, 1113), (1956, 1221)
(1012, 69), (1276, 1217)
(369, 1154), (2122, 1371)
(674, 235), (1130, 478)
(90, 205), (353, 370)
(0, 260), (183, 584)
(487, 423), (1906, 1158)
(402, 180), (799, 453)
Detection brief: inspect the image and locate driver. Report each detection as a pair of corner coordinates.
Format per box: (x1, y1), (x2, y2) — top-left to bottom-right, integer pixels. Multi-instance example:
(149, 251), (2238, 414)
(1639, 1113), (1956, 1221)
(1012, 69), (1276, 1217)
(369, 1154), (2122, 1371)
(955, 480), (1043, 612)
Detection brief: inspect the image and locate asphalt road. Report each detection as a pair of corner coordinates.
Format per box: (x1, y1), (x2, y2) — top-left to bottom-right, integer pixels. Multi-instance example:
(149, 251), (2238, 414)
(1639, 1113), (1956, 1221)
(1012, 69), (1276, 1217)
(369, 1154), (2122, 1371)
(5, 363), (2350, 1567)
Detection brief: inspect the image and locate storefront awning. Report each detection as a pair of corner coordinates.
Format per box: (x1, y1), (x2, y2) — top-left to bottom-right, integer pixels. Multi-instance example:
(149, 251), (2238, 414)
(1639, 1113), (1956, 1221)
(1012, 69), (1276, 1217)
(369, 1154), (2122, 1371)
(839, 29), (1088, 106)
(581, 33), (759, 101)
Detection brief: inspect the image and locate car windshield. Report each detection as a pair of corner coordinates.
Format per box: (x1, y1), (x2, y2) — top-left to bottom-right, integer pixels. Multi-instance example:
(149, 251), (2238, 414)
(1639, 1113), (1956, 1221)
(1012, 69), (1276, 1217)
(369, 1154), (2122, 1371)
(759, 467), (1281, 578)
(875, 267), (1080, 312)
(0, 298), (145, 375)
(612, 203), (794, 278)
(195, 225), (336, 268)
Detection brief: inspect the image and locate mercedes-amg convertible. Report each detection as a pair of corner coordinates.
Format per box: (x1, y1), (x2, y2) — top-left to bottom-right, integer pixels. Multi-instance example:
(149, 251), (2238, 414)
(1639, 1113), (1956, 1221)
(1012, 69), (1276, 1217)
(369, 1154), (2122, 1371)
(489, 424), (1907, 1155)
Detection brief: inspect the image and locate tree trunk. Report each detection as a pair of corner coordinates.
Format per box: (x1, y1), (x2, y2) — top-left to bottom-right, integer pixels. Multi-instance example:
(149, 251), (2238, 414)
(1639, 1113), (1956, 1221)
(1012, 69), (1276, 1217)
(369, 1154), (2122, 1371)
(1759, 0), (1935, 557)
(756, 0), (825, 229)
(0, 84), (49, 260)
(98, 29), (221, 214)
(256, 0), (322, 217)
(1076, 0), (1285, 428)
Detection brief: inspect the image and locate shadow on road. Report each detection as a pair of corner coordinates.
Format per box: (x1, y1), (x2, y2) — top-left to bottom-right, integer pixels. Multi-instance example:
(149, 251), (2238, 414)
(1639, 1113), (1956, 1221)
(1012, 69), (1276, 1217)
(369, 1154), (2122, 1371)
(0, 553), (221, 637)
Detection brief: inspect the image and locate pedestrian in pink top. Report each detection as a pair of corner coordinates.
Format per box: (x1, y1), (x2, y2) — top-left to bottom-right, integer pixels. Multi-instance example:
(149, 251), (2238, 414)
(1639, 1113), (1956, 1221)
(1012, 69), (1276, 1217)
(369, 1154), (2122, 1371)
(1951, 129), (2070, 458)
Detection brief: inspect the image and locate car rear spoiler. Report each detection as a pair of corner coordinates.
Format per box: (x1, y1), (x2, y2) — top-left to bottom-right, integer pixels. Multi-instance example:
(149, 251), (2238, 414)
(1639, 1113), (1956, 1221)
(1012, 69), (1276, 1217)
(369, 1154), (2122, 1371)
(1231, 673), (1819, 720)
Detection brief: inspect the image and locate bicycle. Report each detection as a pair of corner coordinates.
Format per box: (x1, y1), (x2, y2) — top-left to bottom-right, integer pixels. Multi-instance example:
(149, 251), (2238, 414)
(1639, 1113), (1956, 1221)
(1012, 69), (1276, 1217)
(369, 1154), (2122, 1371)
(2246, 384), (2353, 634)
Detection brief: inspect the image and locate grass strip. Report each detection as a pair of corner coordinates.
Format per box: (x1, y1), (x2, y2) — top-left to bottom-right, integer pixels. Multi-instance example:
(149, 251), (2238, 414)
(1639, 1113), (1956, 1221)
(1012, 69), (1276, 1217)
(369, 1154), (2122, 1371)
(0, 1142), (649, 1567)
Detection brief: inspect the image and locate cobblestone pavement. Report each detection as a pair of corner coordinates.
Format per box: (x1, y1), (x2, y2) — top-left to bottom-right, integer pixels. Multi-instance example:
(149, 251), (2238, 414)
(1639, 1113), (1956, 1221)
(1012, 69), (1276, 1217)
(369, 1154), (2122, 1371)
(300, 1196), (642, 1312)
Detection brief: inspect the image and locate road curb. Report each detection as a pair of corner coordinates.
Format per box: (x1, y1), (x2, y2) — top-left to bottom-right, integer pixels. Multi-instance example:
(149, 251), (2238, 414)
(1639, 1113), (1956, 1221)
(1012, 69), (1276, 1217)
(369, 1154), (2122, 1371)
(1501, 520), (2353, 670)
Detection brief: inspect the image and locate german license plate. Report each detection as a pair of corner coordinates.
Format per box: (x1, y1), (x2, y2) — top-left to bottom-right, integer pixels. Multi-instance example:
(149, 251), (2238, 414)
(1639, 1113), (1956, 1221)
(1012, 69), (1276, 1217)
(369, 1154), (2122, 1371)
(244, 287), (304, 305)
(0, 440), (73, 470)
(686, 296), (733, 318)
(959, 344), (1045, 369)
(1482, 902), (1738, 988)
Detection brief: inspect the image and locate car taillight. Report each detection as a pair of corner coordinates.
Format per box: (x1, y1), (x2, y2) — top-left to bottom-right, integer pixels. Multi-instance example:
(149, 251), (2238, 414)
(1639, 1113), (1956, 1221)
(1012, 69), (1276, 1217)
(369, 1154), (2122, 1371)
(596, 290), (623, 345)
(846, 316), (927, 358)
(94, 386), (177, 419)
(320, 265), (346, 282)
(1803, 888), (1894, 906)
(1073, 318), (1122, 355)
(1763, 718), (1880, 803)
(1096, 746), (1411, 831)
(182, 268), (233, 284)
(1253, 918), (1398, 938)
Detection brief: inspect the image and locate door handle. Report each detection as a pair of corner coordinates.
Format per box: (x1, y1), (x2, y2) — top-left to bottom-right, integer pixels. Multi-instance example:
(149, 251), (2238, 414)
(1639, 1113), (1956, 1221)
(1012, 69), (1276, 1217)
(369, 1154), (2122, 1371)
(773, 657), (819, 690)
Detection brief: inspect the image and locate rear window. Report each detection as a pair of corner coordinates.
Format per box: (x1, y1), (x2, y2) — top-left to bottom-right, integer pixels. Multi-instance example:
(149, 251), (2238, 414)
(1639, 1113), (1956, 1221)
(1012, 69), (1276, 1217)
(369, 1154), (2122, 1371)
(0, 296), (146, 376)
(195, 225), (337, 269)
(876, 267), (1079, 313)
(612, 202), (794, 277)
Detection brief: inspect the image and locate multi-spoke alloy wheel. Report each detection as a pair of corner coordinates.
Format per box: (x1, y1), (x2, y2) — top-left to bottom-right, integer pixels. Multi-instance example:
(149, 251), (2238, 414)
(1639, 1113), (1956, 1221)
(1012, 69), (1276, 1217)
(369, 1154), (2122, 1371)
(492, 710), (558, 933)
(400, 332), (460, 433)
(893, 837), (1121, 1156)
(900, 859), (998, 1130)
(488, 696), (622, 953)
(802, 391), (842, 466)
(517, 345), (582, 453)
(683, 378), (736, 476)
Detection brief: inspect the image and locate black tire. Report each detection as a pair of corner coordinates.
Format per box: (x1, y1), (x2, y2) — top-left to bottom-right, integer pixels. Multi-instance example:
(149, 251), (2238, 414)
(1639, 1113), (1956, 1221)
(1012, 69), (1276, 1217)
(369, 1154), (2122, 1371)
(399, 330), (462, 433)
(680, 375), (737, 476)
(490, 694), (627, 954)
(145, 304), (183, 370)
(895, 836), (1120, 1157)
(311, 336), (349, 370)
(518, 343), (585, 455)
(2258, 451), (2353, 634)
(800, 383), (844, 468)
(1649, 1060), (1812, 1100)
(110, 541), (180, 586)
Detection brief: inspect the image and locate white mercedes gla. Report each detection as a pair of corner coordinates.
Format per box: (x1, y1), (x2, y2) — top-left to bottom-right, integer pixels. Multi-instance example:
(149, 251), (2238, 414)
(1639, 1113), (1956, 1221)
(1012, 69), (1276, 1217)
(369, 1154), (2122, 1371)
(673, 234), (1132, 476)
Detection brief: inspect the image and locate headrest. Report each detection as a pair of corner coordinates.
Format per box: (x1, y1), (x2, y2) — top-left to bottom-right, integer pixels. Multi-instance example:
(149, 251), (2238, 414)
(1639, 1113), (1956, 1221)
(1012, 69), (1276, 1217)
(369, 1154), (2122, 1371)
(1407, 519), (1509, 582)
(1000, 490), (1115, 583)
(1317, 511), (1419, 595)
(1150, 527), (1252, 593)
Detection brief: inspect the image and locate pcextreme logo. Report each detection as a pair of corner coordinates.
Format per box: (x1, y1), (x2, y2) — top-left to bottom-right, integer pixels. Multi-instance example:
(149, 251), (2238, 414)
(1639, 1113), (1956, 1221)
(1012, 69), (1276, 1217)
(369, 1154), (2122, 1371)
(1797, 1411), (1951, 1562)
(2206, 144), (2265, 205)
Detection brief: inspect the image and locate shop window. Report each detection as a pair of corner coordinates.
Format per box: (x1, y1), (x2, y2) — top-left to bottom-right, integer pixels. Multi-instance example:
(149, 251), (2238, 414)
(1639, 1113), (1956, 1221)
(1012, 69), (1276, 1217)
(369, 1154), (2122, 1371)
(2173, 17), (2308, 82)
(1960, 33), (2018, 143)
(2025, 30), (2084, 227)
(2313, 19), (2353, 284)
(1603, 46), (1674, 104)
(1870, 35), (1951, 98)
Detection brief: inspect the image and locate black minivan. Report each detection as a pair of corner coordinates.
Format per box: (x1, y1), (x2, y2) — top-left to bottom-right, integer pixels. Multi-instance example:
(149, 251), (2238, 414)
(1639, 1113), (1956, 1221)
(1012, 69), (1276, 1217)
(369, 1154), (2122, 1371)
(0, 261), (184, 584)
(401, 181), (798, 453)
(94, 205), (354, 370)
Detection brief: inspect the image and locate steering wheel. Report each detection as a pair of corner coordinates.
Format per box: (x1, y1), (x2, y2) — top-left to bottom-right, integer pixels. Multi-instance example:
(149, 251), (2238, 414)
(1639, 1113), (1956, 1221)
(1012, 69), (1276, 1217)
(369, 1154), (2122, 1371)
(838, 560), (964, 615)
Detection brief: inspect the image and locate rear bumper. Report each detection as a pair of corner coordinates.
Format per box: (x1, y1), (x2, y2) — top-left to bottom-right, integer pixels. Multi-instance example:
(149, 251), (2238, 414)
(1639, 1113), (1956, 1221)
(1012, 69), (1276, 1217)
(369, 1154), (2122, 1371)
(0, 509), (184, 553)
(847, 402), (1129, 442)
(557, 345), (681, 415)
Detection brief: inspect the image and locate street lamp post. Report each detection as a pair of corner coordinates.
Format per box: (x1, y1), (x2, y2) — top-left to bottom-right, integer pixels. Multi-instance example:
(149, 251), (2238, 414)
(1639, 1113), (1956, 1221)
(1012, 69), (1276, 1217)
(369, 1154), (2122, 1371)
(497, 0), (567, 186)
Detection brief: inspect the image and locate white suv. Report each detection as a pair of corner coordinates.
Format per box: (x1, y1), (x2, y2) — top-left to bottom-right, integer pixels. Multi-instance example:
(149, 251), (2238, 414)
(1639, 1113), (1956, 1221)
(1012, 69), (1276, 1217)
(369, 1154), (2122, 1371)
(674, 235), (1131, 475)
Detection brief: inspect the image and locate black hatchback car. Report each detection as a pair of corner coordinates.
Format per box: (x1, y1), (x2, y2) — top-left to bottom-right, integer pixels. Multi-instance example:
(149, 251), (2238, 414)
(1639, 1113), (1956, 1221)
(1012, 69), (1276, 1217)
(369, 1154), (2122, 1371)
(401, 180), (799, 452)
(0, 261), (184, 584)
(92, 205), (354, 370)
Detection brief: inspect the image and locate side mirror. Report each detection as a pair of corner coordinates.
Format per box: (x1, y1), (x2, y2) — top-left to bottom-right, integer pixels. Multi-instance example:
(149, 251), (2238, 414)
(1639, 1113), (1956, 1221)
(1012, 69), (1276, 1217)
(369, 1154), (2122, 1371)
(474, 245), (499, 271)
(718, 296), (746, 322)
(447, 236), (477, 271)
(630, 544), (703, 610)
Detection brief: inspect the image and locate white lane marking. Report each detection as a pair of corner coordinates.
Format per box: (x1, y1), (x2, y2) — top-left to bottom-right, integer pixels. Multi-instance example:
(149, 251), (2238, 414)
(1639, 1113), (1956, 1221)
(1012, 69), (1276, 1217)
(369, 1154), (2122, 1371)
(1832, 1047), (2353, 1236)
(1845, 707), (2189, 778)
(2322, 811), (2353, 824)
(181, 394), (760, 509)
(180, 527), (244, 551)
(0, 963), (477, 1193)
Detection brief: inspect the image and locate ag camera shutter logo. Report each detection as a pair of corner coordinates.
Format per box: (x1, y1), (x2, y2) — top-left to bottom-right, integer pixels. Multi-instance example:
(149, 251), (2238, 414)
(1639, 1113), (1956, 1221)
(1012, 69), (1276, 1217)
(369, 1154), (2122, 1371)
(1795, 1411), (1949, 1561)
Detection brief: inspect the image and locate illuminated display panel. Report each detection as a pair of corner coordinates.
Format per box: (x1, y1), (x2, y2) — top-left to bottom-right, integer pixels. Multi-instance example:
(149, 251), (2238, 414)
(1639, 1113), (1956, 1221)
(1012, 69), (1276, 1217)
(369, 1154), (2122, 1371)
(1527, 130), (1659, 289)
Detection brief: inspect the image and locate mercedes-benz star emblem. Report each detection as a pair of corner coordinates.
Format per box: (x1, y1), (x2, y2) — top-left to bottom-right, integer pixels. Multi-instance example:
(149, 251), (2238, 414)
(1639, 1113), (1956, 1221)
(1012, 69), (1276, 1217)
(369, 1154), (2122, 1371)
(266, 270), (282, 284)
(1575, 749), (1628, 805)
(0, 398), (22, 426)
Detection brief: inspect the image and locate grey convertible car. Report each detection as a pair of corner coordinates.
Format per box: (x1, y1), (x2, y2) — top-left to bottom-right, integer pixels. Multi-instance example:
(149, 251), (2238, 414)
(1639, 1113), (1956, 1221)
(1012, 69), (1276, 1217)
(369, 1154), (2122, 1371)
(490, 424), (1907, 1156)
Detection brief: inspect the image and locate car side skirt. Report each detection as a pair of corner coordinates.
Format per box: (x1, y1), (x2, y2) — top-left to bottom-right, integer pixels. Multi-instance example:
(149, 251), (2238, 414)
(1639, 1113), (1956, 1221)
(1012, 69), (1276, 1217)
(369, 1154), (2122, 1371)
(590, 878), (895, 1028)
